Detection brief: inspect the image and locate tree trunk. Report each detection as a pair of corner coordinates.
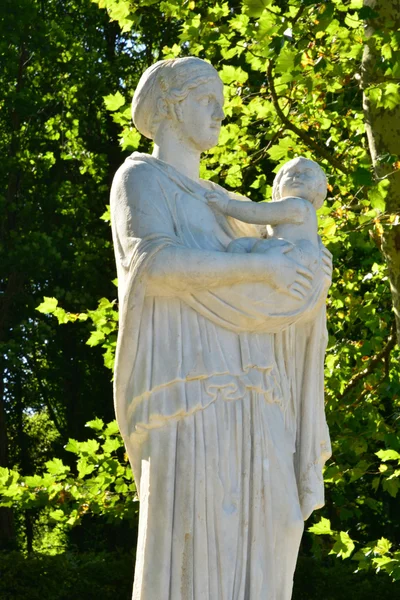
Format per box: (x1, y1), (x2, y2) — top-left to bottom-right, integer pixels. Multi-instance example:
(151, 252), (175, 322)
(16, 374), (35, 553)
(0, 371), (16, 549)
(361, 0), (400, 343)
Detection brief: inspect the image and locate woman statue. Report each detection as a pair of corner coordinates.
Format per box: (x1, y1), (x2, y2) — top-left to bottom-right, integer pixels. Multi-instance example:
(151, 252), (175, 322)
(110, 57), (332, 600)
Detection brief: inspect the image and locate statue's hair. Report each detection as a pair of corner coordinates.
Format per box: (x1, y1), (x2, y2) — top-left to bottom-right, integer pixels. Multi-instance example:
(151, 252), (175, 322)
(132, 57), (220, 140)
(272, 157), (327, 210)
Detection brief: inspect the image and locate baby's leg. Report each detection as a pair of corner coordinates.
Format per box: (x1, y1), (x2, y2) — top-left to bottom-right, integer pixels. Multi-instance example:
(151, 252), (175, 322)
(251, 237), (318, 272)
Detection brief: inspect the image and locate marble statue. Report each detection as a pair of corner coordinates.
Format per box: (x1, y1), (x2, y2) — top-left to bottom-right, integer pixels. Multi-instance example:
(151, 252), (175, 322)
(110, 57), (332, 600)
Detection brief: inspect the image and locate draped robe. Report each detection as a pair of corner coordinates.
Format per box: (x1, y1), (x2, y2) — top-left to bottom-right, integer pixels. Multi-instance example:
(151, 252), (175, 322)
(111, 153), (331, 600)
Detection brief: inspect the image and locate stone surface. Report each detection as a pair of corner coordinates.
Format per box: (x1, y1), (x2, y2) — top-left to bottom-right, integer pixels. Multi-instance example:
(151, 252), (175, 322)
(110, 57), (332, 600)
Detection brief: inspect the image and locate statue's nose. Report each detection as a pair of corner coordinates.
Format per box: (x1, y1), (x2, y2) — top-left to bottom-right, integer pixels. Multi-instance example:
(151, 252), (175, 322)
(213, 105), (225, 121)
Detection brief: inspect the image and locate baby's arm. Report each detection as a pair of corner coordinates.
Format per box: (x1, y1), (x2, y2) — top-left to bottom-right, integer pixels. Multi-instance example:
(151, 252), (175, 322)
(207, 191), (308, 226)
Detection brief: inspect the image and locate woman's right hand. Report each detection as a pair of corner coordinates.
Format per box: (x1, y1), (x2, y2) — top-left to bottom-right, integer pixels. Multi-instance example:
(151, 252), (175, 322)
(260, 240), (314, 300)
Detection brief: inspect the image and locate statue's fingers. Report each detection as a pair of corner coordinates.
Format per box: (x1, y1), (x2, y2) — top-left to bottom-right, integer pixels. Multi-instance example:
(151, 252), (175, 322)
(322, 252), (332, 265)
(291, 283), (308, 298)
(287, 287), (304, 300)
(294, 264), (314, 280)
(322, 259), (332, 271)
(322, 265), (332, 277)
(294, 273), (312, 290)
(322, 263), (332, 276)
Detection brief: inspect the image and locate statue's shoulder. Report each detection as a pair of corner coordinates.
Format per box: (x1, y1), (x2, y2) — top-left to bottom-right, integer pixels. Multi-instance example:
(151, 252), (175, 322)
(113, 154), (156, 188)
(111, 156), (164, 208)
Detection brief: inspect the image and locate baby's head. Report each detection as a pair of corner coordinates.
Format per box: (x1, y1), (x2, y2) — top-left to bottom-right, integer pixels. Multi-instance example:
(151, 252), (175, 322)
(272, 157), (327, 210)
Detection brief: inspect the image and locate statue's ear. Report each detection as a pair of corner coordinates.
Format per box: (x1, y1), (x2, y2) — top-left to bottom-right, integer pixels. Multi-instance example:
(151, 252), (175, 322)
(156, 97), (169, 121)
(172, 102), (183, 123)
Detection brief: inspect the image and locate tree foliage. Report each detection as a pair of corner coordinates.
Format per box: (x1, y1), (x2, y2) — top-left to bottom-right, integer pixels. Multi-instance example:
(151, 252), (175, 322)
(0, 420), (137, 528)
(1, 0), (399, 593)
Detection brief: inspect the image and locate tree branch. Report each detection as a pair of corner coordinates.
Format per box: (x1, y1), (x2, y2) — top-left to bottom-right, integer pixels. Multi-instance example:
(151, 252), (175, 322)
(339, 326), (397, 401)
(291, 4), (306, 25)
(266, 60), (348, 174)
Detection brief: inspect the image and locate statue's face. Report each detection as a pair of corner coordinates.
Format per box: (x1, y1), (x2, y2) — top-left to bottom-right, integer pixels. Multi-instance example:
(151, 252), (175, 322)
(279, 161), (321, 205)
(175, 75), (225, 152)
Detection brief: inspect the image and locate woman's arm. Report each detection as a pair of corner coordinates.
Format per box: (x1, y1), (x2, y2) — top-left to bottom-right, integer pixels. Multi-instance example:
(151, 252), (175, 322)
(111, 162), (314, 300)
(146, 242), (313, 300)
(207, 191), (309, 226)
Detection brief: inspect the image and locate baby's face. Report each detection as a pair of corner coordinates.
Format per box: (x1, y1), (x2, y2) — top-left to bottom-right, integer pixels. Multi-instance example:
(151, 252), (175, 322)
(279, 163), (321, 204)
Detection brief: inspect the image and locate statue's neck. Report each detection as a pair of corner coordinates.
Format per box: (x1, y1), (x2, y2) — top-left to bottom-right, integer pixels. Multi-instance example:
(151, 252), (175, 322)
(152, 128), (201, 183)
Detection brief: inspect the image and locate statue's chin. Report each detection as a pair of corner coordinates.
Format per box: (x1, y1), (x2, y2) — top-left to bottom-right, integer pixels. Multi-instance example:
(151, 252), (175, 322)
(200, 130), (220, 152)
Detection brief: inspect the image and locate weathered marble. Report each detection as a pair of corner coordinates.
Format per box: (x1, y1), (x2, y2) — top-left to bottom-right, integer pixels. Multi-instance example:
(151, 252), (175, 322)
(110, 57), (332, 600)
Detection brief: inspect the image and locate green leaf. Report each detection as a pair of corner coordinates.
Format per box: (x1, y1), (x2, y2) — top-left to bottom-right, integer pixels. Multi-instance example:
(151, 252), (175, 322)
(66, 509), (81, 526)
(349, 0), (363, 8)
(321, 217), (337, 239)
(77, 458), (96, 478)
(344, 12), (360, 29)
(376, 449), (400, 462)
(219, 65), (248, 85)
(349, 460), (371, 482)
(104, 421), (120, 436)
(276, 47), (297, 74)
(120, 129), (141, 150)
(115, 479), (128, 493)
(374, 537), (392, 555)
(243, 0), (276, 18)
(308, 517), (333, 535)
(65, 439), (80, 454)
(79, 439), (100, 456)
(382, 478), (400, 498)
(332, 531), (356, 559)
(267, 137), (295, 162)
(225, 164), (242, 187)
(45, 458), (70, 477)
(87, 330), (106, 347)
(352, 166), (373, 186)
(369, 179), (389, 212)
(49, 509), (65, 522)
(103, 437), (122, 454)
(53, 306), (70, 324)
(103, 91), (125, 112)
(228, 13), (250, 34)
(86, 417), (105, 431)
(36, 297), (58, 314)
(351, 439), (368, 456)
(24, 475), (45, 487)
(100, 205), (111, 222)
(381, 82), (400, 110)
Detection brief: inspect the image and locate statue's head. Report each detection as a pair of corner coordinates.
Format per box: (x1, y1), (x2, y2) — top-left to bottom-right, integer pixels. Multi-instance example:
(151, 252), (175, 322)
(132, 57), (225, 152)
(272, 157), (327, 210)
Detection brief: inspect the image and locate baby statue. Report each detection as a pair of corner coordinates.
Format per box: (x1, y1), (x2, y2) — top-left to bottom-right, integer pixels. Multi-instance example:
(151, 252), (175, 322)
(208, 157), (327, 286)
